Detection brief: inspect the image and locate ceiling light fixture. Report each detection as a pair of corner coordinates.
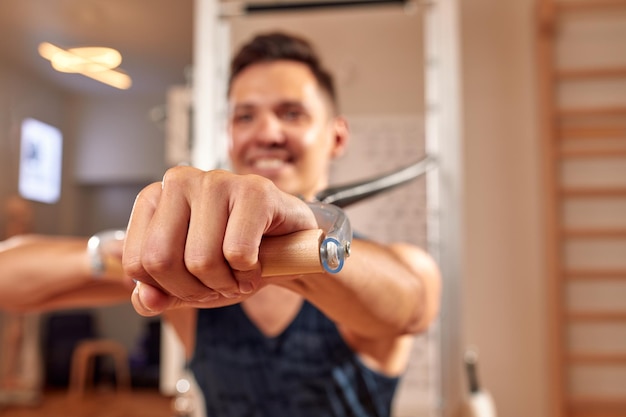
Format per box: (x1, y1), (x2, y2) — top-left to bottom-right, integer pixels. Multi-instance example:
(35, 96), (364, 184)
(38, 42), (132, 90)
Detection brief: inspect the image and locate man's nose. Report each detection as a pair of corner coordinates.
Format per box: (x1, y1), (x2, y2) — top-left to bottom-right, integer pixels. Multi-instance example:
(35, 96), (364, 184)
(255, 112), (285, 145)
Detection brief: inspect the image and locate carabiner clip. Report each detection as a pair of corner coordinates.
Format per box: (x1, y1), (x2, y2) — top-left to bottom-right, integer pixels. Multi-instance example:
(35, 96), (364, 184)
(307, 202), (352, 274)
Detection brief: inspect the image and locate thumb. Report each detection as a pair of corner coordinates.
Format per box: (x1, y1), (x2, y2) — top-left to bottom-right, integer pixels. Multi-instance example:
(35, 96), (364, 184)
(131, 281), (176, 317)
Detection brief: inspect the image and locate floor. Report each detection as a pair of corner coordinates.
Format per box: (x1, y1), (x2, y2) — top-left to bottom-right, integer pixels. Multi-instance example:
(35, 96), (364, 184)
(0, 389), (173, 417)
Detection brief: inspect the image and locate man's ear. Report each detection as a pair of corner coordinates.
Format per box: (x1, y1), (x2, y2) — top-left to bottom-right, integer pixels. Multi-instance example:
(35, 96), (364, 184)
(330, 116), (350, 159)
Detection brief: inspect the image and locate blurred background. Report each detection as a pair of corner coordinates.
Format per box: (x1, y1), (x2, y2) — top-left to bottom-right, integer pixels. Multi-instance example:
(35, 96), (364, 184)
(1, 0), (625, 416)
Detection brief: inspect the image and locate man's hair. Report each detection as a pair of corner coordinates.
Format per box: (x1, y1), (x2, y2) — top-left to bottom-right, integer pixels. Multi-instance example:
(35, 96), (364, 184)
(229, 32), (338, 112)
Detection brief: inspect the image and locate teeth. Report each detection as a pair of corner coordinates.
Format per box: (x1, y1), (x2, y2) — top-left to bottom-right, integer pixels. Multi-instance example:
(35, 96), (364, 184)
(254, 158), (285, 169)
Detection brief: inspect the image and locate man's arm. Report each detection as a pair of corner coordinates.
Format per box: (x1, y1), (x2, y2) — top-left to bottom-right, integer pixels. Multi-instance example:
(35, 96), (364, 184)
(279, 239), (441, 339)
(124, 167), (441, 343)
(0, 235), (132, 313)
(276, 238), (440, 375)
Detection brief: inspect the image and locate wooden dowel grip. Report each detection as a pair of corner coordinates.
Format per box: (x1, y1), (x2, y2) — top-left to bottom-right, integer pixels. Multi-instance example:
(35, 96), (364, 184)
(259, 229), (325, 276)
(102, 229), (325, 280)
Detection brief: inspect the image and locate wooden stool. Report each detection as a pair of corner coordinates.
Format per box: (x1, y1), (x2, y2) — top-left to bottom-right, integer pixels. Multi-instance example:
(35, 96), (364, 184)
(68, 339), (131, 398)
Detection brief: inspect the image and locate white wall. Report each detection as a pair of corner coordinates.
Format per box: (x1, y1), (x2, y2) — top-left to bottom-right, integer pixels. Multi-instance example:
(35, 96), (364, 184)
(460, 0), (548, 416)
(228, 6), (425, 115)
(71, 94), (166, 184)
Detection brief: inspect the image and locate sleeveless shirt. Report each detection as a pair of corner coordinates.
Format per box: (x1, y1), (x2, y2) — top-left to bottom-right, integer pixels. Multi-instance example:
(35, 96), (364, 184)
(189, 301), (399, 417)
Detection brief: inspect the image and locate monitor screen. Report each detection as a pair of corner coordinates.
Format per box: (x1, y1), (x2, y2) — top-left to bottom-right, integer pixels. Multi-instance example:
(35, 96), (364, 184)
(18, 118), (63, 204)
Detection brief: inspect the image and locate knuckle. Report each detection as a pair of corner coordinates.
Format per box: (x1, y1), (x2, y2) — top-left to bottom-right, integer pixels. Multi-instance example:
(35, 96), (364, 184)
(184, 253), (223, 277)
(249, 174), (275, 195)
(161, 165), (202, 192)
(122, 256), (148, 279)
(202, 169), (234, 193)
(141, 249), (178, 276)
(223, 243), (258, 271)
(134, 182), (162, 206)
(238, 176), (277, 212)
(163, 165), (192, 183)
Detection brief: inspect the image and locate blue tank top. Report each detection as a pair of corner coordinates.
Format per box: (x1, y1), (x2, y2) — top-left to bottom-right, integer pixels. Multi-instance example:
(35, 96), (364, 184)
(190, 301), (399, 417)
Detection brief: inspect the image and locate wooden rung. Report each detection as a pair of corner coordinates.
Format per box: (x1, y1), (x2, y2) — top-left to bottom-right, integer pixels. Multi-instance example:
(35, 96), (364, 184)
(569, 395), (626, 413)
(559, 127), (626, 139)
(569, 352), (626, 364)
(558, 67), (626, 80)
(568, 311), (626, 321)
(559, 106), (626, 118)
(560, 149), (626, 158)
(565, 269), (626, 279)
(563, 228), (626, 238)
(562, 187), (626, 197)
(556, 0), (626, 12)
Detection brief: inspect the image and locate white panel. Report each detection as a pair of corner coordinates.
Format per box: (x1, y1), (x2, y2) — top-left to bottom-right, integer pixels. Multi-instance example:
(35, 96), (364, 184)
(19, 118), (63, 204)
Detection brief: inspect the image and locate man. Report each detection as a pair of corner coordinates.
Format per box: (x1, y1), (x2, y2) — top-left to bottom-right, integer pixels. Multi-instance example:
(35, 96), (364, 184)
(0, 32), (440, 416)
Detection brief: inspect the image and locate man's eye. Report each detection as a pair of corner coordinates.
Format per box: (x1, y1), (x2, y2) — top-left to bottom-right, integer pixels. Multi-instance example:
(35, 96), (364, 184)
(281, 109), (304, 121)
(233, 113), (253, 123)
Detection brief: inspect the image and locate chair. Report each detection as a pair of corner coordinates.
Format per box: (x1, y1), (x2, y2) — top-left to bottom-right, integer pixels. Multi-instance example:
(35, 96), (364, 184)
(68, 339), (131, 398)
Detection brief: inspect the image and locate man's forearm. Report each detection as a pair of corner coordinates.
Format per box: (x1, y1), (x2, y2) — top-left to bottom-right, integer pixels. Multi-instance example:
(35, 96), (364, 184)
(0, 235), (130, 312)
(281, 238), (441, 339)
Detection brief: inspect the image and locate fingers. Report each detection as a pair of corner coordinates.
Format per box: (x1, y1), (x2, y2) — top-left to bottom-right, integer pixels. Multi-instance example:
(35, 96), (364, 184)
(123, 167), (319, 313)
(124, 168), (242, 303)
(221, 178), (275, 293)
(184, 174), (242, 298)
(131, 280), (255, 317)
(143, 171), (223, 300)
(123, 182), (162, 288)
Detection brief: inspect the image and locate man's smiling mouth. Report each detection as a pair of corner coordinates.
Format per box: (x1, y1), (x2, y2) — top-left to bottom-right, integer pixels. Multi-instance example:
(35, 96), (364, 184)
(252, 158), (290, 170)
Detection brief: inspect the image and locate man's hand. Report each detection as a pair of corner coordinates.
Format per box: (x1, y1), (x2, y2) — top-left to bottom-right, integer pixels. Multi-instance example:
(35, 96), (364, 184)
(122, 167), (318, 316)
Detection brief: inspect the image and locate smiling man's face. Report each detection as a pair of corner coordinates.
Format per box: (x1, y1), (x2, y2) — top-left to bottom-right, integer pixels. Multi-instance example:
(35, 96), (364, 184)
(227, 60), (348, 200)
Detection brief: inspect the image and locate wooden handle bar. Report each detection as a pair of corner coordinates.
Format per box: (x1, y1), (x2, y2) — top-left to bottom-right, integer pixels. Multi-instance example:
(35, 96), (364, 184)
(100, 229), (325, 280)
(259, 229), (324, 276)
